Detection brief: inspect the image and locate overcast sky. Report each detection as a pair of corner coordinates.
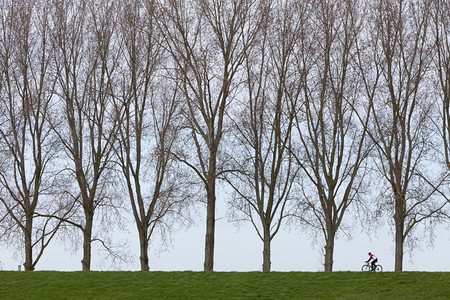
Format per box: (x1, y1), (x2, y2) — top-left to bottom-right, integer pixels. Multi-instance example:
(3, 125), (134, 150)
(1, 207), (449, 272)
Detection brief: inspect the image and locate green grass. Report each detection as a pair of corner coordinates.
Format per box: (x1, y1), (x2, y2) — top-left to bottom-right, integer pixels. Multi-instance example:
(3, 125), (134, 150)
(0, 271), (449, 299)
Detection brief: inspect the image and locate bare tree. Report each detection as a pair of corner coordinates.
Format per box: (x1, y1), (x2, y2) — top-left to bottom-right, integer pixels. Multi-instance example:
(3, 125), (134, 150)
(0, 0), (67, 271)
(157, 0), (261, 271)
(224, 0), (302, 272)
(291, 0), (371, 271)
(431, 0), (450, 170)
(114, 0), (191, 271)
(361, 0), (449, 271)
(50, 0), (122, 271)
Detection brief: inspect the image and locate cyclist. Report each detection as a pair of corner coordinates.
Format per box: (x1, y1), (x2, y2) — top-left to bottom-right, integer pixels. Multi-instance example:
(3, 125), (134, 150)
(366, 252), (378, 271)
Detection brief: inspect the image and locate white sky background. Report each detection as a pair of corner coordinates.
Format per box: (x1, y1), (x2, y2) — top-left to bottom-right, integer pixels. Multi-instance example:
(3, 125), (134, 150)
(1, 201), (449, 272)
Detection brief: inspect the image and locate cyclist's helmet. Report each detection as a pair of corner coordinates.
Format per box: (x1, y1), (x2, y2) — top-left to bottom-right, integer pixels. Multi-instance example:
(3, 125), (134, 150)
(368, 252), (371, 255)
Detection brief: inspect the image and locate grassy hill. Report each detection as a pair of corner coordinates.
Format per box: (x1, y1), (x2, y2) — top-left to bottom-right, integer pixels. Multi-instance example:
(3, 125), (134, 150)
(0, 271), (449, 299)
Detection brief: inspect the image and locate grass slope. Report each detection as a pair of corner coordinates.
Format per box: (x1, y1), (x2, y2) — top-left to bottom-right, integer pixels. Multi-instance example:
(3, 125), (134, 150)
(0, 271), (449, 299)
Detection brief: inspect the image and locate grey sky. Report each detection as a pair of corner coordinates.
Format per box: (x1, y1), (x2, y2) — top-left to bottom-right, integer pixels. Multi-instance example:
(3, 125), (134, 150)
(1, 213), (449, 272)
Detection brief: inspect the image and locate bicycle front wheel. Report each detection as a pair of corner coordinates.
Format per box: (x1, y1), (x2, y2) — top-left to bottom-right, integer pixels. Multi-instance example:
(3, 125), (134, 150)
(375, 265), (383, 272)
(361, 264), (371, 272)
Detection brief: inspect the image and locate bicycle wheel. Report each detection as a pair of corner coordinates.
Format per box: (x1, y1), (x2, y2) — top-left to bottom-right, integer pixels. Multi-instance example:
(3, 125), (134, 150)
(375, 265), (383, 272)
(361, 264), (371, 272)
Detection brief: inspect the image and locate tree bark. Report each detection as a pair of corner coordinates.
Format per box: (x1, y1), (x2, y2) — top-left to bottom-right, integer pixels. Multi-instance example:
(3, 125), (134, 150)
(262, 226), (271, 272)
(138, 225), (150, 271)
(395, 226), (404, 272)
(394, 200), (405, 272)
(324, 231), (335, 272)
(204, 174), (216, 271)
(23, 218), (34, 271)
(81, 213), (93, 271)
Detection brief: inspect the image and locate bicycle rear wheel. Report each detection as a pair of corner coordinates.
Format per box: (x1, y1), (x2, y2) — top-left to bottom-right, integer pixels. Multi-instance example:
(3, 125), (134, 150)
(361, 264), (371, 272)
(375, 265), (383, 272)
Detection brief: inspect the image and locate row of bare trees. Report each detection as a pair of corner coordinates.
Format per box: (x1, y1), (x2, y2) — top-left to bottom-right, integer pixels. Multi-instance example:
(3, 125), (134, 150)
(1, 0), (449, 272)
(0, 0), (189, 271)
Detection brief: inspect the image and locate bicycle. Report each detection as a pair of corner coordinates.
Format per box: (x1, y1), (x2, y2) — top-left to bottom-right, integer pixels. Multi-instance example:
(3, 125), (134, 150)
(361, 261), (383, 272)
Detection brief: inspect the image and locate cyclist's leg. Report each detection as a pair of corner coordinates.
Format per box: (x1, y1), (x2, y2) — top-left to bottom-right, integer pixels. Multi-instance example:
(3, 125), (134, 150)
(371, 259), (378, 271)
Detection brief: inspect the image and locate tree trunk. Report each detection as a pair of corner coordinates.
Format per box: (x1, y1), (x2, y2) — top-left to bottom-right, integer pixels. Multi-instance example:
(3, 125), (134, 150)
(324, 231), (335, 272)
(394, 191), (405, 272)
(394, 219), (404, 272)
(23, 218), (34, 271)
(204, 145), (217, 272)
(204, 183), (216, 271)
(138, 224), (150, 271)
(81, 214), (93, 271)
(262, 226), (271, 272)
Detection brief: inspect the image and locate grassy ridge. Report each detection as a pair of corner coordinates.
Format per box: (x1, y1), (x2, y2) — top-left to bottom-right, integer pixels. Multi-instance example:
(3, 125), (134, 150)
(0, 271), (449, 299)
